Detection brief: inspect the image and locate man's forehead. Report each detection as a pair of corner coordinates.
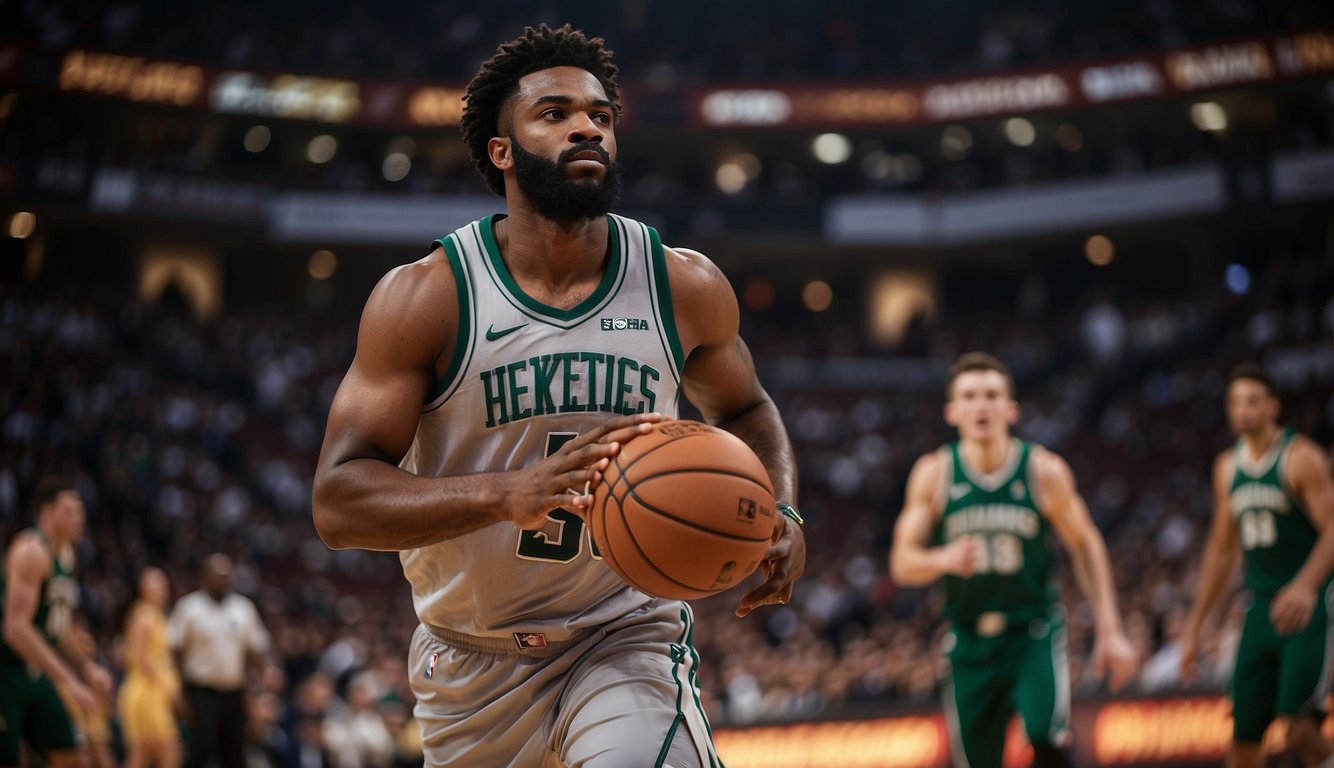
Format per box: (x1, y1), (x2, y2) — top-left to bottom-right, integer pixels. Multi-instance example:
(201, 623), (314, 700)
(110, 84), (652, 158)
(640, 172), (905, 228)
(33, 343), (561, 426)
(1228, 379), (1271, 397)
(957, 370), (1005, 387)
(514, 66), (608, 103)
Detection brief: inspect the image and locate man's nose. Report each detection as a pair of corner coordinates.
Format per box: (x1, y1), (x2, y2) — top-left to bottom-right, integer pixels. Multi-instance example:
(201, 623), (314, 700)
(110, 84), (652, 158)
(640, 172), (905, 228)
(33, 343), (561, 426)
(568, 113), (604, 143)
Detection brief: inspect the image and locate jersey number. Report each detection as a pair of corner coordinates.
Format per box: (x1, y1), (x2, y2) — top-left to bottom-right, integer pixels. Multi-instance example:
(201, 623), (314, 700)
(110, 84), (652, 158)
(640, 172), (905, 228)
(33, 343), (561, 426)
(515, 433), (602, 563)
(1239, 510), (1277, 550)
(970, 533), (1024, 576)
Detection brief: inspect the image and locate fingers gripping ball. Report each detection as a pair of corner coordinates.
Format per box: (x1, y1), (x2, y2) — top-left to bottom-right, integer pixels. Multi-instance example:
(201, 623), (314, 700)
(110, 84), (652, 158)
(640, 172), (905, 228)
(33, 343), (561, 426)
(589, 420), (776, 600)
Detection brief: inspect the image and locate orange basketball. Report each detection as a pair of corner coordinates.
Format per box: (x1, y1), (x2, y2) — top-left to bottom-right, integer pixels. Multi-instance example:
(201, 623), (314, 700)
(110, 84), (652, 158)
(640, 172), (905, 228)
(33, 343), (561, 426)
(588, 420), (776, 600)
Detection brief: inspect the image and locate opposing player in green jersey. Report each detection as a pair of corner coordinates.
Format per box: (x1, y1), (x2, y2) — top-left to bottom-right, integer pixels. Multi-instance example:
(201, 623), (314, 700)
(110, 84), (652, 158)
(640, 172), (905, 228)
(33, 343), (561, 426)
(891, 352), (1138, 768)
(1, 478), (113, 768)
(1181, 364), (1334, 768)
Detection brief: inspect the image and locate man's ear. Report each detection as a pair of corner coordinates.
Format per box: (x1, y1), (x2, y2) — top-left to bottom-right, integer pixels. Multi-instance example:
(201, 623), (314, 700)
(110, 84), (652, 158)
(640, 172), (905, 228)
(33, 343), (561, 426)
(488, 136), (513, 171)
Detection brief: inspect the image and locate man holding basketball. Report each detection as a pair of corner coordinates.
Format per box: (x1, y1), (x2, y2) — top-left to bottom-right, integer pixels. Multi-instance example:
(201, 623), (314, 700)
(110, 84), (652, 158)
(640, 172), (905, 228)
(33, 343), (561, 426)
(890, 353), (1138, 768)
(312, 23), (804, 768)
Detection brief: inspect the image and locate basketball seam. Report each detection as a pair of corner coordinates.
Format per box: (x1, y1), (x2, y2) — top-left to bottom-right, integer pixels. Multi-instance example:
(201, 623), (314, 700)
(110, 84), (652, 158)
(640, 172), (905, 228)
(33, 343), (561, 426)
(618, 429), (773, 496)
(622, 484), (773, 544)
(615, 510), (721, 596)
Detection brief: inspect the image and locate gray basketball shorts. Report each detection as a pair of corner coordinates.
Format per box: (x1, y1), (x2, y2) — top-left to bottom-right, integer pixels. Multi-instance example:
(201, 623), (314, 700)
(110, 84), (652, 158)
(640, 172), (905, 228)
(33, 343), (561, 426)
(409, 598), (722, 767)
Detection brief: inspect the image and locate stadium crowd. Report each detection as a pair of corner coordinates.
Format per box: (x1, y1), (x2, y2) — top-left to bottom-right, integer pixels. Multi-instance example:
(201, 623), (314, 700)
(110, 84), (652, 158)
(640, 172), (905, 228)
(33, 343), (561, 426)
(2, 234), (1331, 763)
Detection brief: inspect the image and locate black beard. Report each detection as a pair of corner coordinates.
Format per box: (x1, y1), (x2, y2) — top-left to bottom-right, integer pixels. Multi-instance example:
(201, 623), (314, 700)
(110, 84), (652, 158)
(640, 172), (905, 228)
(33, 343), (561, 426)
(509, 135), (622, 222)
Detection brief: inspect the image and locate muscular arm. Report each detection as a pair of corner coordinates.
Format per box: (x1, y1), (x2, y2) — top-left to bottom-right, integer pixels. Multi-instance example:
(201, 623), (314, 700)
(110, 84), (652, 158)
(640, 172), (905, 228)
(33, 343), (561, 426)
(669, 247), (803, 614)
(2, 536), (79, 688)
(313, 256), (647, 551)
(1037, 450), (1124, 636)
(1037, 449), (1138, 689)
(313, 258), (504, 550)
(1185, 454), (1242, 638)
(1286, 438), (1334, 593)
(1270, 438), (1334, 634)
(890, 453), (967, 586)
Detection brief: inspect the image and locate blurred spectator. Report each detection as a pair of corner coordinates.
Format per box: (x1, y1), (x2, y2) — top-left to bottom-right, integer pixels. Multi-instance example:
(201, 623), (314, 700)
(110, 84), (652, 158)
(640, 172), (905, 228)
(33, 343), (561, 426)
(117, 566), (183, 768)
(321, 670), (395, 768)
(169, 553), (272, 768)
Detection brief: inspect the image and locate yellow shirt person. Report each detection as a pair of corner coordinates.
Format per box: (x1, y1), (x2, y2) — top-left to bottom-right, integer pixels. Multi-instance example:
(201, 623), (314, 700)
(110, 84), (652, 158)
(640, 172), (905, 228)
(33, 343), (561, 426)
(117, 567), (182, 767)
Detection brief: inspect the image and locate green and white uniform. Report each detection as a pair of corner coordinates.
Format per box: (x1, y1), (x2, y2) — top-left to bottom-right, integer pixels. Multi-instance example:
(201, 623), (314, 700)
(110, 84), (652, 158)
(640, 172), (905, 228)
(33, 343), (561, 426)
(403, 214), (720, 767)
(1227, 428), (1333, 743)
(0, 530), (79, 763)
(936, 440), (1070, 768)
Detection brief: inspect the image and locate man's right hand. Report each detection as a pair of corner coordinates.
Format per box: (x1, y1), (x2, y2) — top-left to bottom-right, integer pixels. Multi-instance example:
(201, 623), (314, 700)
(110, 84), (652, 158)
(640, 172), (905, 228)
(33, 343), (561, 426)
(59, 676), (101, 721)
(938, 536), (981, 578)
(505, 412), (664, 530)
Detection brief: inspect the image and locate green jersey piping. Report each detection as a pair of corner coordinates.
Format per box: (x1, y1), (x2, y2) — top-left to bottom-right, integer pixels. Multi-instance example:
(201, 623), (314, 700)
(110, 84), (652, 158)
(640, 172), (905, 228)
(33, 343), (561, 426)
(474, 215), (626, 327)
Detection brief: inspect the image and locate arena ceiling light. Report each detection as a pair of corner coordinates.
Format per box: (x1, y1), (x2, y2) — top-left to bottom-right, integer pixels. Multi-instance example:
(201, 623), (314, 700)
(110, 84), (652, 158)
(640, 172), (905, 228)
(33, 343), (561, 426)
(940, 125), (972, 160)
(8, 212), (35, 239)
(1190, 102), (1228, 132)
(382, 152), (411, 181)
(308, 250), (337, 280)
(1085, 235), (1114, 266)
(1225, 263), (1250, 295)
(1003, 117), (1036, 147)
(306, 135), (338, 164)
(714, 161), (748, 194)
(811, 133), (852, 164)
(243, 125), (271, 153)
(802, 280), (833, 312)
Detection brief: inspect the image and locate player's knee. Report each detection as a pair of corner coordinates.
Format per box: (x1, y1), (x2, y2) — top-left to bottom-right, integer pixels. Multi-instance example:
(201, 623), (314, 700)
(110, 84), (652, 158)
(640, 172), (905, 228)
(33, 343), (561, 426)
(1285, 715), (1325, 750)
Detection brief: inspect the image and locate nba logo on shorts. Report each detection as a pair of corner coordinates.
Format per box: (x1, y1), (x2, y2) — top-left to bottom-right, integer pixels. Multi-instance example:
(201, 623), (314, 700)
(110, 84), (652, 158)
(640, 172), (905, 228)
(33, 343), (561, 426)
(514, 632), (548, 650)
(737, 498), (757, 522)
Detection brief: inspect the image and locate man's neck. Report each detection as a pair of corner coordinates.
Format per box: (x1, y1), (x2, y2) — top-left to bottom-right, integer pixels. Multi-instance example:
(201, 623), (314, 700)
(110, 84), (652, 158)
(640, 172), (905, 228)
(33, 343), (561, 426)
(496, 206), (609, 290)
(35, 521), (65, 552)
(1240, 423), (1281, 461)
(960, 434), (1013, 475)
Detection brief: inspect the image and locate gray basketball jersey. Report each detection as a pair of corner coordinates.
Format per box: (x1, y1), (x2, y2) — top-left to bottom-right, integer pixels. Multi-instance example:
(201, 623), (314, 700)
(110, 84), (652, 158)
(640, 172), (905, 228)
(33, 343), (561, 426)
(400, 213), (685, 641)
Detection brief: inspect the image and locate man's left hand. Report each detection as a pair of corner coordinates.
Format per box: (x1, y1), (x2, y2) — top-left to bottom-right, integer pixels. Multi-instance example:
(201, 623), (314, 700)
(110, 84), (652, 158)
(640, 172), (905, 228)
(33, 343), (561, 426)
(736, 512), (806, 618)
(1270, 581), (1317, 635)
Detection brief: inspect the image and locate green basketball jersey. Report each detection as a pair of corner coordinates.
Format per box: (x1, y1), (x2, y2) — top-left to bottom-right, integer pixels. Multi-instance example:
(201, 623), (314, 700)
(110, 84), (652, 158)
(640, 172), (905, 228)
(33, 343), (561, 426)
(1229, 428), (1321, 597)
(0, 530), (78, 669)
(936, 440), (1057, 625)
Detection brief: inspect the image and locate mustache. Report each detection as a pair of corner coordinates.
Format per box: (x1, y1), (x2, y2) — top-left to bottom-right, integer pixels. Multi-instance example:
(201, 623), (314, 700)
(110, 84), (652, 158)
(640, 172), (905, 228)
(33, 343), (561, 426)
(559, 142), (610, 164)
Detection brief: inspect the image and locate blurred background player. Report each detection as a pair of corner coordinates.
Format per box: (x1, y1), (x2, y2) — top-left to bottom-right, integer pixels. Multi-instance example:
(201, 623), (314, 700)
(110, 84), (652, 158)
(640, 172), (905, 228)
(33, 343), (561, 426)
(1181, 364), (1334, 768)
(119, 566), (183, 768)
(891, 353), (1139, 768)
(0, 478), (113, 768)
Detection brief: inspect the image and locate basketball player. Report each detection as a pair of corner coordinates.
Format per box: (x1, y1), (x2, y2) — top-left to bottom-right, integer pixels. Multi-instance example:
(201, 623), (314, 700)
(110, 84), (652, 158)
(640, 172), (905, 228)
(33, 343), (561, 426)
(890, 353), (1138, 768)
(1, 478), (113, 768)
(312, 24), (805, 767)
(1181, 364), (1334, 768)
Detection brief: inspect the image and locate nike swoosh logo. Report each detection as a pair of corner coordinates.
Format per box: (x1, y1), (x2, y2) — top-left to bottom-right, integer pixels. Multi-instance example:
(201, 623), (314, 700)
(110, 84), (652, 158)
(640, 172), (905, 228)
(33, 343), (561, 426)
(485, 323), (527, 341)
(949, 483), (970, 501)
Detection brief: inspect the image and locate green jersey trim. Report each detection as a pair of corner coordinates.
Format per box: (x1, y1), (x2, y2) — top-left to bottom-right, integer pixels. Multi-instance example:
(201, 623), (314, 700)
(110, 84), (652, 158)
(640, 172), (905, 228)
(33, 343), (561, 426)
(475, 214), (626, 327)
(424, 234), (476, 411)
(642, 221), (685, 382)
(1234, 428), (1295, 480)
(955, 438), (1025, 492)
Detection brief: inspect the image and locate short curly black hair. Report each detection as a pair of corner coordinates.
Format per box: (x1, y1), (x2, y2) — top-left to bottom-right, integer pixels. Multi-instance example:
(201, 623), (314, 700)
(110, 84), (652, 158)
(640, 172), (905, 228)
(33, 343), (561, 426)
(462, 23), (621, 197)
